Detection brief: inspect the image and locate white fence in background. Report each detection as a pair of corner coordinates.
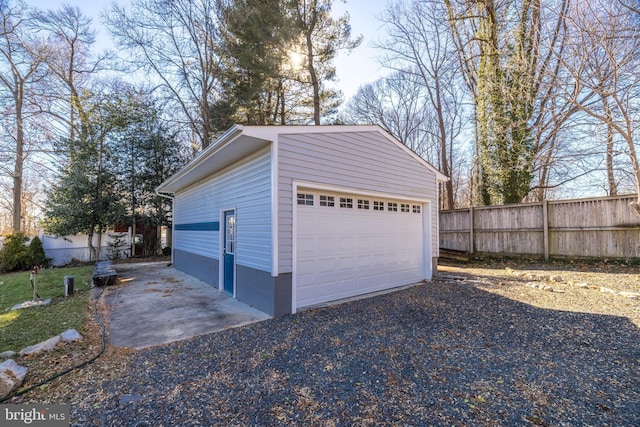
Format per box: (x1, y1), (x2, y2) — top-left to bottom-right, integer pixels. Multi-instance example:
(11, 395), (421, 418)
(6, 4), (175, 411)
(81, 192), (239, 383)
(40, 232), (132, 267)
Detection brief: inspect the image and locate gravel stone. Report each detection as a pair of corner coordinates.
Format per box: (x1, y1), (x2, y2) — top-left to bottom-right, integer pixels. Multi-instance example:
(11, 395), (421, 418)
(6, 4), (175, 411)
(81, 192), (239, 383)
(14, 261), (640, 426)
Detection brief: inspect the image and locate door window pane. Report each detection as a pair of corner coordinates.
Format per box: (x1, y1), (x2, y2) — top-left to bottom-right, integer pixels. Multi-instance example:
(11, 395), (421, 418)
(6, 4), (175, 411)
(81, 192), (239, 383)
(226, 214), (235, 254)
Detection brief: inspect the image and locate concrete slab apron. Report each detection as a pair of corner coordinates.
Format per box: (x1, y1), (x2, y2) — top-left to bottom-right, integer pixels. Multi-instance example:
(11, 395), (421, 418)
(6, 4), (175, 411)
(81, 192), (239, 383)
(104, 262), (270, 350)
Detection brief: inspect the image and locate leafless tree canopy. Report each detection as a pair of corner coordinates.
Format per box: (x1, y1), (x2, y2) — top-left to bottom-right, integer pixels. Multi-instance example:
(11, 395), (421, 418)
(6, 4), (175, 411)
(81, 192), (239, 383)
(343, 0), (639, 212)
(560, 0), (640, 212)
(104, 0), (225, 151)
(1, 0), (640, 232)
(0, 0), (50, 232)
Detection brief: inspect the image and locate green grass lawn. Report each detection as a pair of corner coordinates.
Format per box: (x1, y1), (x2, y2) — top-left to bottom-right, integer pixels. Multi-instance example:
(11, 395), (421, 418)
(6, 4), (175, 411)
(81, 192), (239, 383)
(0, 266), (94, 352)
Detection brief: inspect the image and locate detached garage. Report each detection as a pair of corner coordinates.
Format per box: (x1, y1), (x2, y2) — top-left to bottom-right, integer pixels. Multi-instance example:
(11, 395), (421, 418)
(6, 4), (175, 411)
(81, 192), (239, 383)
(156, 125), (447, 316)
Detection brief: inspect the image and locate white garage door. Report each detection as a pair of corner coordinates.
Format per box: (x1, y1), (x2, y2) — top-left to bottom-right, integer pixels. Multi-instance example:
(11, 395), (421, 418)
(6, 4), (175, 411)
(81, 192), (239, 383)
(295, 190), (426, 309)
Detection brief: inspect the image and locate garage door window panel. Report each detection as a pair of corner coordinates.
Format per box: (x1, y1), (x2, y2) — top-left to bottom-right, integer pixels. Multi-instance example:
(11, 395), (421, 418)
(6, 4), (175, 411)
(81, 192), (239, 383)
(340, 197), (353, 208)
(298, 193), (314, 206)
(320, 195), (335, 207)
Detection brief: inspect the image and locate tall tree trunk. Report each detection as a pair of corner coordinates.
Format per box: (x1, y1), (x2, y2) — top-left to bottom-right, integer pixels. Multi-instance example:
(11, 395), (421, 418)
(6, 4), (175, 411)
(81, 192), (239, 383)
(476, 0), (499, 205)
(279, 80), (286, 125)
(624, 132), (640, 216)
(533, 136), (557, 202)
(602, 97), (617, 196)
(13, 86), (24, 232)
(305, 31), (321, 125)
(95, 229), (103, 261)
(434, 84), (453, 209)
(201, 84), (211, 149)
(87, 232), (95, 262)
(131, 141), (136, 257)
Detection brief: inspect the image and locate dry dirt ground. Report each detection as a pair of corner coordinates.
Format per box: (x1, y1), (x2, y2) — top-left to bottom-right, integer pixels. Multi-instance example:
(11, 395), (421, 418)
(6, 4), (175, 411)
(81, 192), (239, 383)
(438, 259), (640, 327)
(5, 259), (640, 426)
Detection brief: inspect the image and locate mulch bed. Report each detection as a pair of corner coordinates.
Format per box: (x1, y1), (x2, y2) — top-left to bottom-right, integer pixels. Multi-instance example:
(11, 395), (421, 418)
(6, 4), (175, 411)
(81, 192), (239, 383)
(9, 261), (640, 426)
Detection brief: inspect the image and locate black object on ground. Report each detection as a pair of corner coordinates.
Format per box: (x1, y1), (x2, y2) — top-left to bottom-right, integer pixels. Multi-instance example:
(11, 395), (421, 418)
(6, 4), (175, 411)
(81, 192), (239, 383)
(92, 261), (117, 287)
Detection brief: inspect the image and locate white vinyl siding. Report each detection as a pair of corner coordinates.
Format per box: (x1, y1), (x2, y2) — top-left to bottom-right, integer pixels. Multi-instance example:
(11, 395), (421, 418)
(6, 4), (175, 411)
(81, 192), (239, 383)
(173, 148), (272, 272)
(174, 186), (217, 258)
(278, 131), (437, 273)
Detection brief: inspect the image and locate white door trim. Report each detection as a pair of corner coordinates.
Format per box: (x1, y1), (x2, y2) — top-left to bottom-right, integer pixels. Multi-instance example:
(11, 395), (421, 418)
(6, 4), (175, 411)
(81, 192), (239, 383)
(219, 207), (237, 297)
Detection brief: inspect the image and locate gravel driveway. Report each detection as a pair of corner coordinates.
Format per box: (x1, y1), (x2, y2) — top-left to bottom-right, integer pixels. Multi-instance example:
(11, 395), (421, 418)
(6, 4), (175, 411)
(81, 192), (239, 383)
(16, 262), (640, 426)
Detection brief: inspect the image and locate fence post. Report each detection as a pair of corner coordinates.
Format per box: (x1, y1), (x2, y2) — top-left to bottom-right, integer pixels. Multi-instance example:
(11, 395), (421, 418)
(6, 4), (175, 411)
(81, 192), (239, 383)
(469, 206), (474, 254)
(543, 200), (549, 260)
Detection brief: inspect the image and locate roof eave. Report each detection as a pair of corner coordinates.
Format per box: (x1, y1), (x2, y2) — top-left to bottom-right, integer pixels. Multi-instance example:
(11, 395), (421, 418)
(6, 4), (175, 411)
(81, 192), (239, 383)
(156, 125), (245, 193)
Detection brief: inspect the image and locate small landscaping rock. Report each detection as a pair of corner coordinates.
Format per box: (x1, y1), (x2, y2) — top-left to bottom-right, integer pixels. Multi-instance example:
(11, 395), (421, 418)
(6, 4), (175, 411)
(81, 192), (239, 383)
(19, 336), (61, 356)
(526, 282), (558, 292)
(119, 394), (146, 404)
(10, 298), (52, 311)
(619, 291), (640, 299)
(600, 286), (616, 294)
(551, 275), (563, 282)
(0, 351), (16, 359)
(0, 359), (27, 399)
(574, 282), (590, 288)
(60, 329), (83, 342)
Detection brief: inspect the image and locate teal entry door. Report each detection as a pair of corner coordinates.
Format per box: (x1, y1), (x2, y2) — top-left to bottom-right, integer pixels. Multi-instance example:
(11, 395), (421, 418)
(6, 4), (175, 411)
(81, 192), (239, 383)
(223, 210), (235, 295)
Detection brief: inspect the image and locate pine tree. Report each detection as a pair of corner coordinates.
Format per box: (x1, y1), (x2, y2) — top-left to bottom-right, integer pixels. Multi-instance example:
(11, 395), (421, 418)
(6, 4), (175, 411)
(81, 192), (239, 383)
(44, 93), (126, 261)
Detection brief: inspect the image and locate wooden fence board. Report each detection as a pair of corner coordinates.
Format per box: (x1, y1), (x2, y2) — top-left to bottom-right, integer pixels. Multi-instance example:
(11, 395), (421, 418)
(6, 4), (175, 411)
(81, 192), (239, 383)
(473, 204), (544, 230)
(438, 231), (470, 252)
(475, 230), (544, 255)
(439, 194), (640, 259)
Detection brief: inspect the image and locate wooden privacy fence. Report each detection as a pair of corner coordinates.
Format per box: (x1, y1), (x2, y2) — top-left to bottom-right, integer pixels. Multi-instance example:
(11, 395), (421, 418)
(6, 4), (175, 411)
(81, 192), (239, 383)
(439, 194), (640, 260)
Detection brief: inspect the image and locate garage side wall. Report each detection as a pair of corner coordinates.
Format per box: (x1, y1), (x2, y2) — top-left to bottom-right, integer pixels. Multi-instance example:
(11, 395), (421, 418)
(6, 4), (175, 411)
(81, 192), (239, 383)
(277, 131), (438, 274)
(173, 149), (272, 289)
